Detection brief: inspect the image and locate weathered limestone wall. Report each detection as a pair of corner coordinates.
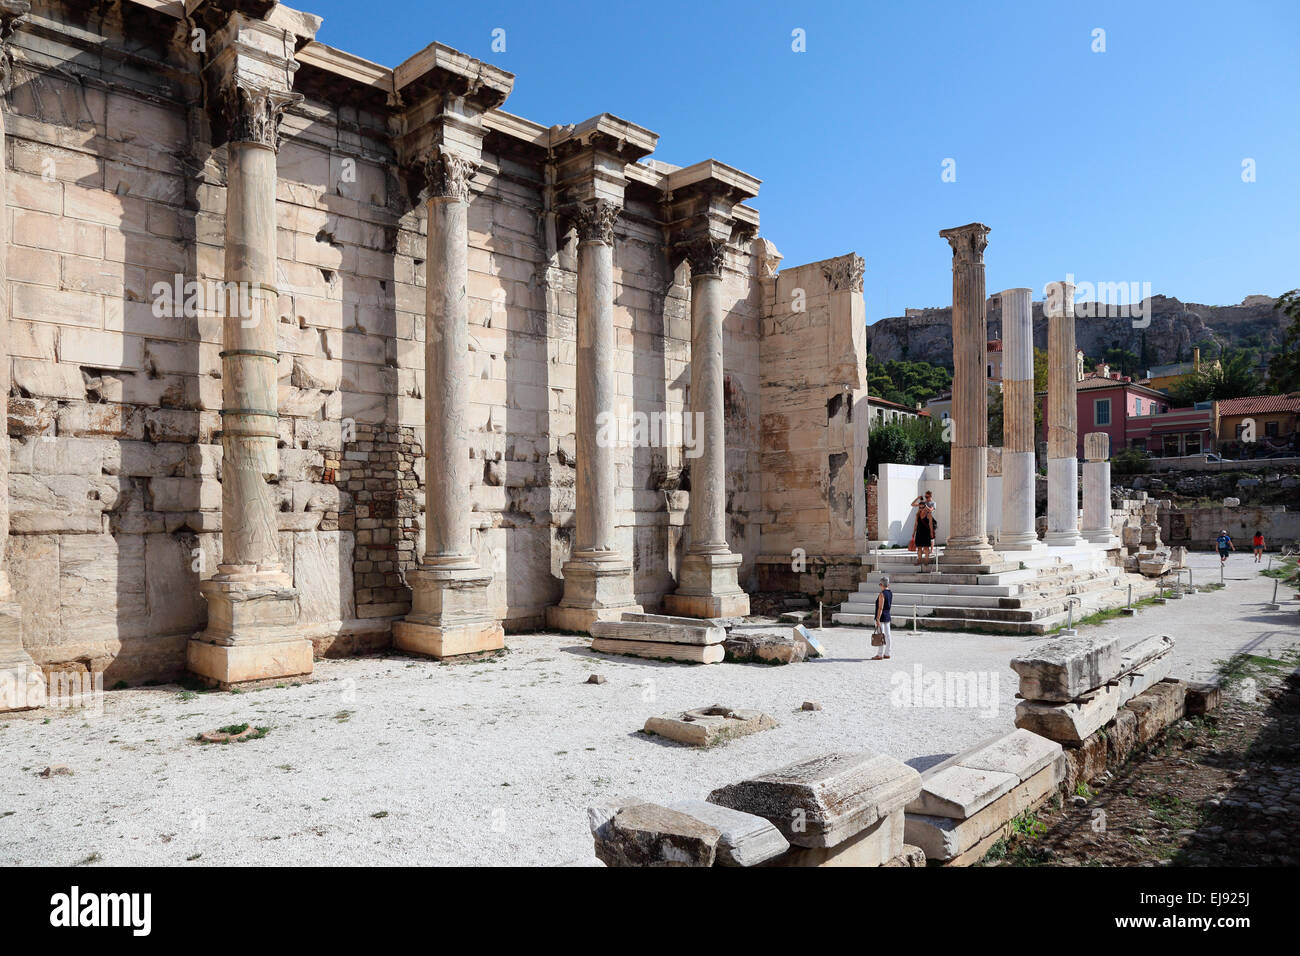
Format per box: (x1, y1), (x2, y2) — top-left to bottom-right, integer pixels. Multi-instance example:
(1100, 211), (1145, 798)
(3, 0), (769, 678)
(755, 254), (867, 600)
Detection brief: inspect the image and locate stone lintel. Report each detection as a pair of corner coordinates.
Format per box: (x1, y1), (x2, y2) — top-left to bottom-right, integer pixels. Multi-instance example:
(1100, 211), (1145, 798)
(551, 115), (657, 213)
(664, 162), (761, 267)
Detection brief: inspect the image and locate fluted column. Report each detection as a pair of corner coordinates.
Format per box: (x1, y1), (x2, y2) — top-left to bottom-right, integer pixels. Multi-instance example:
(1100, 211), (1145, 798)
(999, 287), (1041, 551)
(547, 201), (642, 632)
(0, 0), (43, 713)
(939, 223), (1000, 568)
(1082, 432), (1114, 544)
(664, 238), (749, 618)
(1045, 279), (1086, 547)
(394, 148), (504, 658)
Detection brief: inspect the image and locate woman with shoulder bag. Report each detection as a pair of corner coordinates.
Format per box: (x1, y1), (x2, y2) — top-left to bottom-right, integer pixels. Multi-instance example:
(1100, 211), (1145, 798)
(872, 576), (892, 661)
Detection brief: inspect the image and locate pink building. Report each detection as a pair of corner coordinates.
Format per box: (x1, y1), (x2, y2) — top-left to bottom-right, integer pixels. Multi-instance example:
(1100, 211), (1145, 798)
(1039, 362), (1175, 458)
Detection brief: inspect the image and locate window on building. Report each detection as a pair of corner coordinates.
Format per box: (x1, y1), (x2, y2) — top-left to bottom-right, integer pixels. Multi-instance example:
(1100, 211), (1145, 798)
(1135, 398), (1143, 415)
(1131, 438), (1147, 452)
(1185, 433), (1202, 454)
(1265, 421), (1280, 438)
(1095, 398), (1111, 426)
(1162, 434), (1181, 457)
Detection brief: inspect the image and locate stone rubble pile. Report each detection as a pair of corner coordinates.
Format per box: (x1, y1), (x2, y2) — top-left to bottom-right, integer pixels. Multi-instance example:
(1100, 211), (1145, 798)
(588, 750), (924, 867)
(1011, 632), (1203, 795)
(1013, 633), (1175, 745)
(903, 728), (1065, 865)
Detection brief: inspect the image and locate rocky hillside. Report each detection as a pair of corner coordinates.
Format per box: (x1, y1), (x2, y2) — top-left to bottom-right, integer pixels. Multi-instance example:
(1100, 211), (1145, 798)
(866, 295), (1288, 368)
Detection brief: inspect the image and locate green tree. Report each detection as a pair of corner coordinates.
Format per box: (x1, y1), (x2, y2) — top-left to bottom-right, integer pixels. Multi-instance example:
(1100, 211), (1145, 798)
(867, 421), (915, 476)
(1169, 348), (1263, 405)
(1267, 289), (1300, 393)
(900, 415), (949, 465)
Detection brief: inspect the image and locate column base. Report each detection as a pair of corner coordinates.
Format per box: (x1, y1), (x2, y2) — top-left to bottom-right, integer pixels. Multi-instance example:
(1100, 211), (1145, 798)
(0, 603), (44, 713)
(663, 550), (750, 619)
(1082, 529), (1115, 545)
(939, 540), (1005, 569)
(999, 534), (1046, 553)
(547, 552), (642, 634)
(190, 577), (312, 688)
(394, 566), (504, 659)
(1044, 532), (1089, 548)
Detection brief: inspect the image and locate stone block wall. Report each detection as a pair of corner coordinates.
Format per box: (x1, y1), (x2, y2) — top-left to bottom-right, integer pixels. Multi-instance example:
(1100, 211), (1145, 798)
(755, 254), (868, 599)
(2, 0), (779, 678)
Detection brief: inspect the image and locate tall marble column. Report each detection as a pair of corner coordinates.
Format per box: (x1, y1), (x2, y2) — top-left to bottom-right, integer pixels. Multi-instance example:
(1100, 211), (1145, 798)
(547, 201), (642, 632)
(189, 11), (317, 687)
(1045, 279), (1086, 547)
(663, 238), (749, 618)
(0, 0), (43, 713)
(939, 223), (1000, 568)
(1082, 432), (1114, 544)
(999, 287), (1041, 551)
(394, 149), (504, 657)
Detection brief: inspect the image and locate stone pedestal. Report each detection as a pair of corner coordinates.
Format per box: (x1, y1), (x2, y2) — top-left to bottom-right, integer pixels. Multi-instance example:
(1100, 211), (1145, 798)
(665, 241), (749, 618)
(394, 568), (503, 658)
(1082, 432), (1113, 545)
(548, 199), (642, 632)
(939, 223), (1000, 568)
(998, 288), (1043, 552)
(0, 603), (44, 713)
(190, 15), (317, 686)
(1044, 279), (1086, 548)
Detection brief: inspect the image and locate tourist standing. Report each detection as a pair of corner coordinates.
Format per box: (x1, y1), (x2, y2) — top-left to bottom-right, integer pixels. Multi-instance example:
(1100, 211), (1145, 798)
(873, 576), (892, 661)
(910, 491), (937, 568)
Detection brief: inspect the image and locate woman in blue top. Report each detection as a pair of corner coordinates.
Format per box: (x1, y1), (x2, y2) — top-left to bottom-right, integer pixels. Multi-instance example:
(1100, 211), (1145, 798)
(873, 576), (893, 661)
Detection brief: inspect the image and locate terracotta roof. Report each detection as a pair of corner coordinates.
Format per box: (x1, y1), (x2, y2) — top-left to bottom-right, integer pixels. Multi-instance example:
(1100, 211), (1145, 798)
(1216, 393), (1300, 416)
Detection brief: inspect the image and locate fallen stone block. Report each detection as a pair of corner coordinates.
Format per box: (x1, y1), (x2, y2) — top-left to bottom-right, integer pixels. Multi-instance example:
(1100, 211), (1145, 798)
(669, 799), (790, 867)
(923, 728), (1063, 787)
(1119, 634), (1174, 674)
(1011, 633), (1122, 702)
(588, 802), (720, 867)
(1015, 647), (1174, 745)
(884, 843), (927, 867)
(589, 637), (724, 664)
(793, 624), (827, 659)
(1184, 681), (1222, 716)
(708, 750), (921, 849)
(589, 618), (724, 646)
(903, 757), (1064, 863)
(1127, 680), (1186, 748)
(766, 809), (904, 867)
(724, 629), (806, 665)
(908, 765), (1019, 820)
(643, 705), (777, 747)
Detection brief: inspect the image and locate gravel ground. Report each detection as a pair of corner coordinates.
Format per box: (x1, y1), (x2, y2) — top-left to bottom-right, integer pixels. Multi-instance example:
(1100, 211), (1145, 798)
(1, 551), (1295, 867)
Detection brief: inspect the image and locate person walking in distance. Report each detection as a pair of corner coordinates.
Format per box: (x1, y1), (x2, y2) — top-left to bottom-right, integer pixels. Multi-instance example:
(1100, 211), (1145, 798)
(1252, 529), (1266, 564)
(1216, 529), (1235, 567)
(873, 576), (893, 661)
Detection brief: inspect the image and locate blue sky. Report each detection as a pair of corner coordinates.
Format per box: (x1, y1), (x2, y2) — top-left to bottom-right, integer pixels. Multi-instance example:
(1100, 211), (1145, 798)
(306, 0), (1299, 323)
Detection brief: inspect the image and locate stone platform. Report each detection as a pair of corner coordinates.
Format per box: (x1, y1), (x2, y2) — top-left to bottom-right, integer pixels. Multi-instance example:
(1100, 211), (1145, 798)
(834, 544), (1161, 635)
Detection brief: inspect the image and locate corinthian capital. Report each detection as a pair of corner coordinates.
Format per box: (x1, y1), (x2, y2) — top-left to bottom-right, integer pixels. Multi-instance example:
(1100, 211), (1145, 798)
(822, 253), (865, 292)
(420, 147), (478, 202)
(567, 199), (621, 245)
(680, 237), (728, 277)
(939, 222), (990, 262)
(0, 0), (29, 93)
(215, 82), (302, 151)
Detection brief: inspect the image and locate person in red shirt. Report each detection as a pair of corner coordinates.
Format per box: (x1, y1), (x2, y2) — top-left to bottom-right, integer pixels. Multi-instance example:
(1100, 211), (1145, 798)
(1253, 530), (1266, 563)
